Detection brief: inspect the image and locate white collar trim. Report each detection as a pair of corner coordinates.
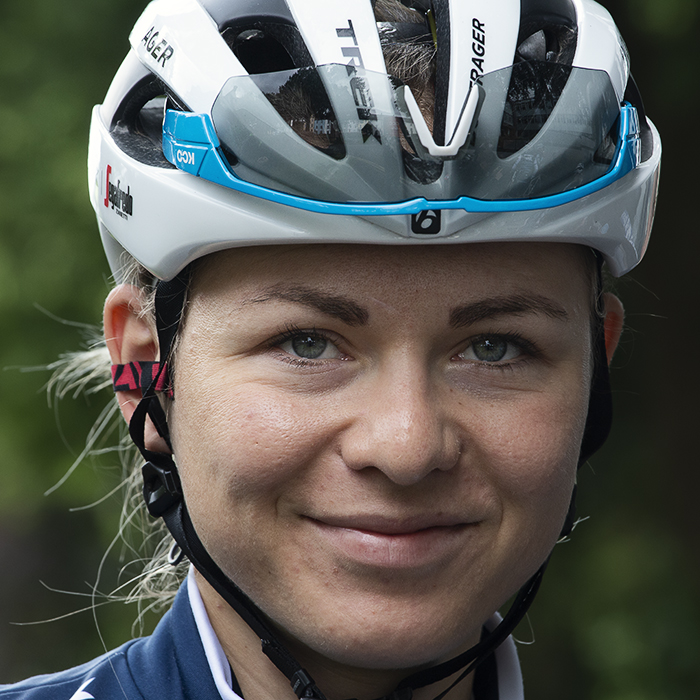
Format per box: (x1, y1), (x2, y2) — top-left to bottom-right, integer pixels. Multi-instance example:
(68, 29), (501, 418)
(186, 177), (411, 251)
(187, 567), (242, 699)
(485, 614), (525, 700)
(187, 568), (524, 700)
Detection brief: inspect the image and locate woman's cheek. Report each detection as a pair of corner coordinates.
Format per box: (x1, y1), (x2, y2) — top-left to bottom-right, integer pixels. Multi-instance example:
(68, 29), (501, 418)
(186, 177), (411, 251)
(172, 380), (333, 506)
(507, 400), (582, 538)
(169, 388), (313, 581)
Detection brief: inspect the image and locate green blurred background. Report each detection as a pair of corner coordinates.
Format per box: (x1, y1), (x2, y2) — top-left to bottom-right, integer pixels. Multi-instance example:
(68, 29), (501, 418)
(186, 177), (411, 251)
(0, 1), (697, 696)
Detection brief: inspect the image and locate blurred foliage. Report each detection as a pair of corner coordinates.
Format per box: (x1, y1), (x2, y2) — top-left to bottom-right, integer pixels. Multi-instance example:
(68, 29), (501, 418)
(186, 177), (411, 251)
(0, 0), (698, 696)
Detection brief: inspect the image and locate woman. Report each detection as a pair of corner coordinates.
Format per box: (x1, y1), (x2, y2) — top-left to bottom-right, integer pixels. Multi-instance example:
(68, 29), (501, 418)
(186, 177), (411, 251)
(1, 0), (660, 698)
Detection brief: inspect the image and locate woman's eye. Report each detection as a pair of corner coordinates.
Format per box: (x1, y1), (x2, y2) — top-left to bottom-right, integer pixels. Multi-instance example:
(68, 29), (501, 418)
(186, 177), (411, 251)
(459, 336), (521, 363)
(279, 333), (341, 360)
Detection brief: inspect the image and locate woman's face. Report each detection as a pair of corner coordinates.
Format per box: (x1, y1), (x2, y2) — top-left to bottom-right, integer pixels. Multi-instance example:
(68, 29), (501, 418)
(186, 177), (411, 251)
(169, 242), (593, 671)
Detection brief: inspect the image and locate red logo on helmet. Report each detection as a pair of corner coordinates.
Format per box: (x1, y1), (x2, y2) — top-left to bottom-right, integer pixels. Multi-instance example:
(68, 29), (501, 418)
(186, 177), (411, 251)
(104, 164), (133, 220)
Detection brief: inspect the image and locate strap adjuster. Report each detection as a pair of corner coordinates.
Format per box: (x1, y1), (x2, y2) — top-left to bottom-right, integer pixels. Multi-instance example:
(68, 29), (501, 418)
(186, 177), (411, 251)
(142, 460), (183, 517)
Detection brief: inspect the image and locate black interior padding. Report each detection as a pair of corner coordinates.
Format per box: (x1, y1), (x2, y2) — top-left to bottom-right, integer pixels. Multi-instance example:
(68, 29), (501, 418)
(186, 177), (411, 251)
(519, 0), (577, 31)
(221, 21), (315, 73)
(111, 75), (177, 169)
(111, 74), (168, 130)
(517, 0), (578, 66)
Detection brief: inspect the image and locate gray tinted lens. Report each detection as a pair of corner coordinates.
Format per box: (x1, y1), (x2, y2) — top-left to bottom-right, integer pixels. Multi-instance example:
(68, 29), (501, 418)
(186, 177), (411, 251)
(212, 63), (620, 203)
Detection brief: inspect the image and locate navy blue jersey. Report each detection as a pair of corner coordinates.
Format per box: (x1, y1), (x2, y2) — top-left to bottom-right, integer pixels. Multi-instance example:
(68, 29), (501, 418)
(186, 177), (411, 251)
(0, 586), (219, 700)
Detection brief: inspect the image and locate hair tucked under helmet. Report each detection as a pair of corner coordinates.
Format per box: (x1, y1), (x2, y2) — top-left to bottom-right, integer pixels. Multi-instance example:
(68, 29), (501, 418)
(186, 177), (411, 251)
(92, 1), (661, 699)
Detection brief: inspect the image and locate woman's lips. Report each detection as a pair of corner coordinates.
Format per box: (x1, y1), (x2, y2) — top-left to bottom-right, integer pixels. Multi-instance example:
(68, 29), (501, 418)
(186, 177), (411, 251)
(306, 515), (477, 570)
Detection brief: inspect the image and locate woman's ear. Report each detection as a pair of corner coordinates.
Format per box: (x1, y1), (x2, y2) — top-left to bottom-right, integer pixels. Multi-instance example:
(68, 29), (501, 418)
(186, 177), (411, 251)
(104, 284), (170, 453)
(602, 292), (625, 365)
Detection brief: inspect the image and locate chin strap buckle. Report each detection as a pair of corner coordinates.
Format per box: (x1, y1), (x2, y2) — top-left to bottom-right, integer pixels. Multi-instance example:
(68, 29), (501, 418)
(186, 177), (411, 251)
(142, 459), (183, 517)
(291, 669), (326, 699)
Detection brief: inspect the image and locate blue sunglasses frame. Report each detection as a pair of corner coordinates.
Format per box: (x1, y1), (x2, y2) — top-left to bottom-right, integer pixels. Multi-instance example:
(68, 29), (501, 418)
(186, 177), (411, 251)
(162, 103), (640, 216)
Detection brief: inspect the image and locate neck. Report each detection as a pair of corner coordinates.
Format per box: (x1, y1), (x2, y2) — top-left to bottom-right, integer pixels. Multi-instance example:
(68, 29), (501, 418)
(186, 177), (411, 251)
(194, 572), (476, 700)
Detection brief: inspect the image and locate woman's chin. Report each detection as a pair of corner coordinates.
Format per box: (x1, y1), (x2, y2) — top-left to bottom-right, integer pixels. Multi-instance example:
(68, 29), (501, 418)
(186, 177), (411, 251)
(283, 612), (482, 673)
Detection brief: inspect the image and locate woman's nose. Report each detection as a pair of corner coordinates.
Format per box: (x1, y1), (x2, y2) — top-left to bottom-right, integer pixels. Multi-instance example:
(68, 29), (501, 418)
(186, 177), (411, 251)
(339, 362), (462, 485)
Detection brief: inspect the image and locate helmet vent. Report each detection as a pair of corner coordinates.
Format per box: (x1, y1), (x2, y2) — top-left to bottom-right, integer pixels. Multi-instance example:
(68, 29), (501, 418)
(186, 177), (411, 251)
(220, 21), (314, 74)
(515, 25), (577, 66)
(499, 1), (579, 159)
(217, 20), (342, 160)
(497, 61), (572, 158)
(517, 0), (578, 66)
(223, 26), (296, 74)
(111, 75), (177, 169)
(251, 68), (346, 160)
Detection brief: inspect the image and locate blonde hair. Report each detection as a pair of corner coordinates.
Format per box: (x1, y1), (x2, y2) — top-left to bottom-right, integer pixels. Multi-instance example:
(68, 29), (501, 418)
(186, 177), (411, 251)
(47, 257), (187, 627)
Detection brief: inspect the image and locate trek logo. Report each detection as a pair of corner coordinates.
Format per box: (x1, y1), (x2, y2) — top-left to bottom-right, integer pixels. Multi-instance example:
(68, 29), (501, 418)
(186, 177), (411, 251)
(336, 20), (381, 144)
(411, 210), (442, 234)
(470, 18), (486, 86)
(336, 19), (364, 68)
(68, 678), (95, 700)
(141, 26), (175, 68)
(104, 165), (134, 220)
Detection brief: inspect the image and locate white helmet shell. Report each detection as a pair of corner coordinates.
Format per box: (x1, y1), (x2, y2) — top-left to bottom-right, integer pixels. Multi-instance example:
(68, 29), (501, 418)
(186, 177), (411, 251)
(88, 0), (661, 281)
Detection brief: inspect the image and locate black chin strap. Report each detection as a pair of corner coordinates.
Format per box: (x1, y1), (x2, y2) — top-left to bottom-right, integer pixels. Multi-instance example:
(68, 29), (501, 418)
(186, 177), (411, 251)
(128, 265), (612, 700)
(386, 563), (547, 700)
(164, 497), (327, 699)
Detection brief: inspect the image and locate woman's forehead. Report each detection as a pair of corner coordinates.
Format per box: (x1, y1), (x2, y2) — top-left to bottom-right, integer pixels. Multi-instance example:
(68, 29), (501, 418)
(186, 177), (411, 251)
(192, 242), (593, 305)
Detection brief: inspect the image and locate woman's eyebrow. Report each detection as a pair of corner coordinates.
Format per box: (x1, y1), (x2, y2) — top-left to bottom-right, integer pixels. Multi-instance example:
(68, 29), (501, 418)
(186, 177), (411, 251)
(449, 294), (569, 329)
(246, 283), (369, 326)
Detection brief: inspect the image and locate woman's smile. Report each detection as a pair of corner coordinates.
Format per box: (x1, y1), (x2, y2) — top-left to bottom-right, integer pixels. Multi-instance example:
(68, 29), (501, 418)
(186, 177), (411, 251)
(304, 514), (478, 570)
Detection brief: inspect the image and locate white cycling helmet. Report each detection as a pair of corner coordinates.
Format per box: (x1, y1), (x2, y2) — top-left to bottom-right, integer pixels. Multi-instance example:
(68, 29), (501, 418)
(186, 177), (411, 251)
(89, 0), (660, 282)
